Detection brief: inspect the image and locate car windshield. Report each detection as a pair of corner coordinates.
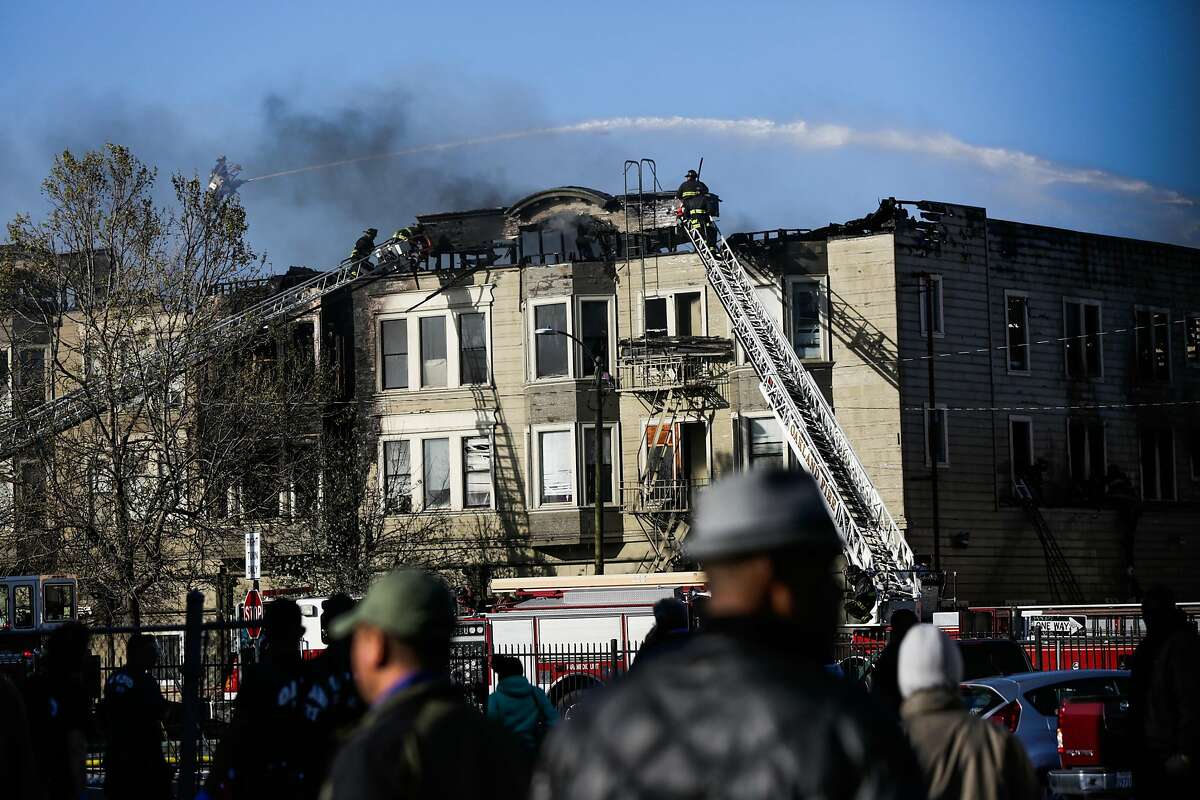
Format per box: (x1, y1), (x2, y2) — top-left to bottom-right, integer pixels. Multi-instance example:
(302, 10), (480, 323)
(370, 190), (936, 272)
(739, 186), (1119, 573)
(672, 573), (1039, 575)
(1025, 676), (1129, 716)
(959, 641), (1031, 680)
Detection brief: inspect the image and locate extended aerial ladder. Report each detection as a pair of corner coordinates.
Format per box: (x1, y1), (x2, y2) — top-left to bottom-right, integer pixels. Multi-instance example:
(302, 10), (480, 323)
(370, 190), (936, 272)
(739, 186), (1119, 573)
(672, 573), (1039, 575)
(0, 246), (400, 461)
(681, 222), (920, 612)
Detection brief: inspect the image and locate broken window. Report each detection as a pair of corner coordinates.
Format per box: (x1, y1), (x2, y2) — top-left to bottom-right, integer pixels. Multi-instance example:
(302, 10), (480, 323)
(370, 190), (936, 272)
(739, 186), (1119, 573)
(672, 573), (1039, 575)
(1006, 293), (1030, 372)
(644, 297), (668, 338)
(380, 319), (408, 389)
(534, 303), (568, 378)
(1187, 315), (1200, 366)
(918, 275), (943, 336)
(675, 291), (704, 338)
(423, 438), (450, 509)
(383, 440), (411, 513)
(789, 280), (824, 360)
(1068, 419), (1106, 483)
(420, 316), (447, 388)
(747, 418), (786, 471)
(583, 425), (614, 505)
(463, 437), (492, 508)
(459, 312), (488, 385)
(1064, 300), (1102, 378)
(538, 430), (573, 504)
(1009, 417), (1033, 485)
(646, 423), (676, 484)
(1139, 428), (1175, 501)
(925, 405), (949, 467)
(1134, 308), (1170, 382)
(579, 300), (610, 373)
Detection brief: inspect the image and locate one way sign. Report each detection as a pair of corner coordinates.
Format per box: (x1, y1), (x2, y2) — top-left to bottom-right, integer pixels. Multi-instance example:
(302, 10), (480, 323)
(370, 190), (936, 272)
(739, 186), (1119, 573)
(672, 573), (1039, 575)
(1028, 615), (1086, 635)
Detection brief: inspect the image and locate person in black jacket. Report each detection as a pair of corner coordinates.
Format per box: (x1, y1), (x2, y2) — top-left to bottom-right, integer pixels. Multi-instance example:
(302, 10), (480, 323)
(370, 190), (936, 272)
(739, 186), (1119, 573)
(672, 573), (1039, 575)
(319, 570), (528, 800)
(532, 469), (926, 800)
(675, 169), (714, 243)
(870, 608), (919, 716)
(349, 228), (378, 267)
(102, 633), (171, 799)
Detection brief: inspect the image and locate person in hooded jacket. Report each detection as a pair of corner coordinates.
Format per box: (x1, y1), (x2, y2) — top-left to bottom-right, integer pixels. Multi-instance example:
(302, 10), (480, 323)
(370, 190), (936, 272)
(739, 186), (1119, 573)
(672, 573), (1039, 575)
(487, 655), (557, 751)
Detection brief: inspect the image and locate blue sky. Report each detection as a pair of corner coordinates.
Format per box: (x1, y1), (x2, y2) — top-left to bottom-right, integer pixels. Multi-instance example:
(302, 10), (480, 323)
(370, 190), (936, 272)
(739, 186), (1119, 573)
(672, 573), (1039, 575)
(2, 1), (1197, 270)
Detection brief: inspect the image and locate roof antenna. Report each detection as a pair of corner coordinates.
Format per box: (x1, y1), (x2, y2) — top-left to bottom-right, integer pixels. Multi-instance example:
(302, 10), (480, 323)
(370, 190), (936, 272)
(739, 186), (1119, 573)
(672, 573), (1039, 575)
(696, 157), (704, 179)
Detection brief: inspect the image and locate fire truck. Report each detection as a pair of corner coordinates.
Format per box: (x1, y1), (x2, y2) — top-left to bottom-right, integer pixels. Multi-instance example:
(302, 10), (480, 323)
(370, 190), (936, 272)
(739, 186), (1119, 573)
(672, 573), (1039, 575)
(0, 575), (81, 681)
(471, 572), (707, 713)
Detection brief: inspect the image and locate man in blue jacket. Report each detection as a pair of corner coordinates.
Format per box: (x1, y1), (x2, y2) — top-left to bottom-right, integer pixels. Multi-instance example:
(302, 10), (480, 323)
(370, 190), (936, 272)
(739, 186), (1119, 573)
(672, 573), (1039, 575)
(487, 655), (558, 750)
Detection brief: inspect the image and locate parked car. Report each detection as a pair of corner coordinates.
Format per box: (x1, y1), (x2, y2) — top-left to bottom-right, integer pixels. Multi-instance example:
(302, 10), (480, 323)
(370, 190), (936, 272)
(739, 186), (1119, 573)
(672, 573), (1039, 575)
(1047, 694), (1135, 796)
(844, 637), (1034, 690)
(960, 669), (1129, 780)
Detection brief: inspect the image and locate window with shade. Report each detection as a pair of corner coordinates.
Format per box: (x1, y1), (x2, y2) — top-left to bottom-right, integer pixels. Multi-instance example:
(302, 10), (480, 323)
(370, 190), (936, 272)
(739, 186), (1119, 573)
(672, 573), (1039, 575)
(538, 430), (573, 504)
(423, 438), (450, 509)
(747, 418), (786, 471)
(420, 317), (447, 388)
(789, 279), (825, 360)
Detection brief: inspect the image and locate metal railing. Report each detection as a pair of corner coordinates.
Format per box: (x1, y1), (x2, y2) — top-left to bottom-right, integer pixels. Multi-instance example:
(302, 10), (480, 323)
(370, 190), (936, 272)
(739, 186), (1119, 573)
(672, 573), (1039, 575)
(620, 479), (705, 514)
(615, 351), (730, 393)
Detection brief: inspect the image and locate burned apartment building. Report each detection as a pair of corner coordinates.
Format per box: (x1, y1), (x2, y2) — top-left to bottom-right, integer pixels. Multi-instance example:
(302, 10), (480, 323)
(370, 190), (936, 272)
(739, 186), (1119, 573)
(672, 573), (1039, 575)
(334, 184), (1200, 606)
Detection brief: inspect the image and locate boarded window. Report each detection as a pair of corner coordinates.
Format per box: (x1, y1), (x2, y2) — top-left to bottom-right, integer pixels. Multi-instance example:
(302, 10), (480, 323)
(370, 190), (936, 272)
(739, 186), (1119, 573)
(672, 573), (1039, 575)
(420, 317), (447, 387)
(380, 320), (408, 389)
(539, 430), (573, 504)
(384, 441), (411, 513)
(463, 437), (492, 508)
(1006, 294), (1029, 372)
(534, 304), (568, 378)
(459, 313), (487, 385)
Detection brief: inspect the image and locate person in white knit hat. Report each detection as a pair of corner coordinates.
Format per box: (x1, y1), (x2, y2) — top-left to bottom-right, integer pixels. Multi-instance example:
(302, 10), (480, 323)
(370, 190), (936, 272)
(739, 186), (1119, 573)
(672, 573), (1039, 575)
(898, 624), (1039, 800)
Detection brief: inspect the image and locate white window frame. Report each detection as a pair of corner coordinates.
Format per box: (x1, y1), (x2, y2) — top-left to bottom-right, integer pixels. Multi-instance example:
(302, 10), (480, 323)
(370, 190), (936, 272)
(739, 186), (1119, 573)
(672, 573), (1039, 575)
(923, 402), (950, 468)
(532, 424), (576, 508)
(579, 422), (620, 508)
(1062, 297), (1104, 379)
(455, 309), (492, 386)
(381, 438), (414, 514)
(1066, 418), (1108, 482)
(1134, 304), (1171, 383)
(1008, 415), (1034, 485)
(462, 434), (496, 510)
(785, 275), (830, 362)
(529, 297), (575, 382)
(1004, 290), (1031, 375)
(575, 295), (617, 376)
(918, 274), (944, 338)
(640, 287), (709, 338)
(740, 414), (791, 472)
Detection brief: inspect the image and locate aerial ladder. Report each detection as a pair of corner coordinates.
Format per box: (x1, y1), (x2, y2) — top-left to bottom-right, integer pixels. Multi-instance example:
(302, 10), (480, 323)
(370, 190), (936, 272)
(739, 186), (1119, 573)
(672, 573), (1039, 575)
(681, 222), (920, 615)
(0, 246), (401, 461)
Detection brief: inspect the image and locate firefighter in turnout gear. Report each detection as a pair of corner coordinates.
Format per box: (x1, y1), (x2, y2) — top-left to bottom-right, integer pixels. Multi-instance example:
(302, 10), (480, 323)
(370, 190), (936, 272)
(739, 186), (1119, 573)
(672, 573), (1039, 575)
(349, 228), (378, 268)
(387, 223), (433, 267)
(676, 169), (715, 244)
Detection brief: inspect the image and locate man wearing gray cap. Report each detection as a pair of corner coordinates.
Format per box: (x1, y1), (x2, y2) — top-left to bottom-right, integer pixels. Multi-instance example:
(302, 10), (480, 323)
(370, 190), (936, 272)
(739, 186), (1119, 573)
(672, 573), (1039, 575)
(319, 569), (528, 800)
(532, 468), (925, 800)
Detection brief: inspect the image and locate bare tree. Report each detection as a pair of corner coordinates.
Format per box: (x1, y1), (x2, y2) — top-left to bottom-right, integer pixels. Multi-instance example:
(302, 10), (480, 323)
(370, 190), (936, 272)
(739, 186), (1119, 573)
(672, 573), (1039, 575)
(0, 144), (318, 623)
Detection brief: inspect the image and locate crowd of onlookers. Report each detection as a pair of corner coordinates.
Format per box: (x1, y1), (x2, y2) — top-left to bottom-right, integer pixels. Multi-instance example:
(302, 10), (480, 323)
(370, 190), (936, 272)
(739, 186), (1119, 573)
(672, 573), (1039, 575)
(2, 468), (1197, 799)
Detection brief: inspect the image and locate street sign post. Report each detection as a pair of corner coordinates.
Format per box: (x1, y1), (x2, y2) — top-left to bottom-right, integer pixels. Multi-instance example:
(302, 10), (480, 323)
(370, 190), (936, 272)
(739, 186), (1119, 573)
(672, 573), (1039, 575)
(1027, 614), (1087, 636)
(244, 588), (263, 640)
(244, 531), (261, 581)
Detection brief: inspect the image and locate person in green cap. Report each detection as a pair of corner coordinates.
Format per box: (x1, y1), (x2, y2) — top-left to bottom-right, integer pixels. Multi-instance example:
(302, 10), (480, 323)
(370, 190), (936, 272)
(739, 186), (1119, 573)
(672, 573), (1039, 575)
(319, 569), (529, 800)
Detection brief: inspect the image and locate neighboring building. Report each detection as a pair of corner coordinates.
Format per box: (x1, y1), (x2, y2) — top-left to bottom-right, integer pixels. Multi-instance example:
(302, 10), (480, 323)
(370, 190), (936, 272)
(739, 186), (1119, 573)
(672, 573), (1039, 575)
(343, 188), (1200, 605)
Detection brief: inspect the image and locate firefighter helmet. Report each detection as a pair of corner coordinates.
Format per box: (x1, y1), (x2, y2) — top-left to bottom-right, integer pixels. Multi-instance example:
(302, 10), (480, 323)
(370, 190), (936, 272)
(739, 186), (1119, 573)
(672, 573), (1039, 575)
(685, 169), (698, 179)
(685, 468), (840, 562)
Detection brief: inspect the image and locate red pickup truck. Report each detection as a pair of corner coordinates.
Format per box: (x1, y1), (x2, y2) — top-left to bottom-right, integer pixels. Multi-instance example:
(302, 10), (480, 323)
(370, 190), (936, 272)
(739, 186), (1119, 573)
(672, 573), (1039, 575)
(1047, 695), (1135, 796)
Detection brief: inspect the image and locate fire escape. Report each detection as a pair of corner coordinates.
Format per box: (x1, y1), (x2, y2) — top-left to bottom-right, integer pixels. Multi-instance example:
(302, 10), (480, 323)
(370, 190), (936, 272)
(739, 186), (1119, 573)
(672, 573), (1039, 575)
(616, 160), (732, 572)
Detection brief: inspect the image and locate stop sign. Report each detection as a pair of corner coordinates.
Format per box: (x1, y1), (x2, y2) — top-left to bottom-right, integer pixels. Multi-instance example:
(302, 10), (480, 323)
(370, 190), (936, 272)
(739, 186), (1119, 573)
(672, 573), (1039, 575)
(244, 589), (263, 640)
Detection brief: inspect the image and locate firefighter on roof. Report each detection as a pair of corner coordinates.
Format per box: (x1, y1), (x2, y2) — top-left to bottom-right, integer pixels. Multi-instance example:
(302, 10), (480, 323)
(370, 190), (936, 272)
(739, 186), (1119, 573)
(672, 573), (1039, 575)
(389, 223), (433, 266)
(676, 169), (715, 244)
(350, 228), (378, 267)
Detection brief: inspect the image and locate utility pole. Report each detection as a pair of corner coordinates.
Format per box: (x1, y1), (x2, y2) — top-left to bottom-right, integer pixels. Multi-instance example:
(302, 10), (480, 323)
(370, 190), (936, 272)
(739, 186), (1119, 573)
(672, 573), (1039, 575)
(923, 273), (942, 574)
(593, 355), (605, 575)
